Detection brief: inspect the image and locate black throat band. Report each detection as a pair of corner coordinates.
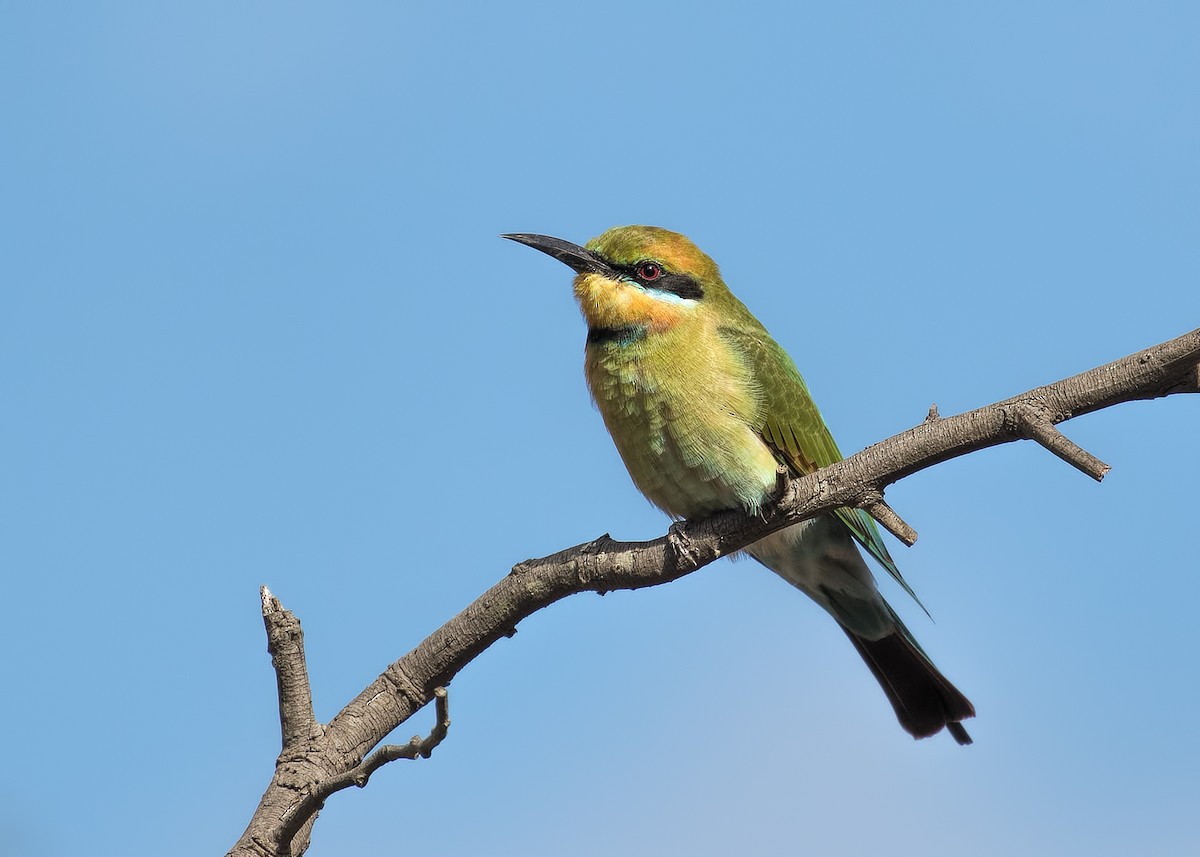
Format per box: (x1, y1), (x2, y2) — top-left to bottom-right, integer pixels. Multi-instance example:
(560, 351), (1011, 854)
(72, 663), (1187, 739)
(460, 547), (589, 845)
(586, 325), (648, 347)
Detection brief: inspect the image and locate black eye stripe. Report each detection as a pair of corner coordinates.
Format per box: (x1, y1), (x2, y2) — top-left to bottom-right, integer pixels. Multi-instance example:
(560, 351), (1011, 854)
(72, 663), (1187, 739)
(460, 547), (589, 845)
(612, 262), (705, 301)
(653, 272), (704, 300)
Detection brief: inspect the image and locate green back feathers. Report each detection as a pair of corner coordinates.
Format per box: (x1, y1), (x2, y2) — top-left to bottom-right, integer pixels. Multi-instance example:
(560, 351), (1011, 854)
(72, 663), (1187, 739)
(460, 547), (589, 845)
(719, 318), (927, 613)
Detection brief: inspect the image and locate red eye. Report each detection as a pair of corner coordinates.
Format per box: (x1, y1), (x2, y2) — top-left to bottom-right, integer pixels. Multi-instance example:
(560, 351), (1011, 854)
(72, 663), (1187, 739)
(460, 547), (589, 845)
(636, 262), (662, 281)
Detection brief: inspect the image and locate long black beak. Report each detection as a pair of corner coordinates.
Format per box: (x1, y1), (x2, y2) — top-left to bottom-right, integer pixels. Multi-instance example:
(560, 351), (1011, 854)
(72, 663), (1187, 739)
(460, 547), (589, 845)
(501, 233), (616, 276)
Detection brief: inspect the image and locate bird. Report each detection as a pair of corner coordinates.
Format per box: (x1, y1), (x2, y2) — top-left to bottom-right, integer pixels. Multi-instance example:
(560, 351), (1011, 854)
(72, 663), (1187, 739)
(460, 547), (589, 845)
(503, 225), (975, 744)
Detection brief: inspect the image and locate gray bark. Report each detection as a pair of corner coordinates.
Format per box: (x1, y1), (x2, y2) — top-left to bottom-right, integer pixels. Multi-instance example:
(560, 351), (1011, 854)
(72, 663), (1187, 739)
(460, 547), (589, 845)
(228, 327), (1200, 857)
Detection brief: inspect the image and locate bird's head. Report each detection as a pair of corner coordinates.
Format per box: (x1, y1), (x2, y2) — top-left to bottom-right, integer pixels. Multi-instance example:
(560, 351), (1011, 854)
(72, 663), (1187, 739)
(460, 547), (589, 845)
(504, 226), (731, 335)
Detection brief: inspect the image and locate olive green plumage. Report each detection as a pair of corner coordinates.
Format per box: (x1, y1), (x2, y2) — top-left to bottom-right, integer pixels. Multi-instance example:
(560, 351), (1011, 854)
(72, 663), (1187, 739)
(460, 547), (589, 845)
(504, 225), (974, 744)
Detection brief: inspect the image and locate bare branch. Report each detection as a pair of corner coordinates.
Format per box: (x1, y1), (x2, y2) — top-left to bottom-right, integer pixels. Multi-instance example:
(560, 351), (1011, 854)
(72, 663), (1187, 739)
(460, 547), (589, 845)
(860, 493), (919, 546)
(358, 687), (451, 771)
(1013, 405), (1111, 480)
(229, 327), (1200, 857)
(261, 586), (318, 750)
(273, 689), (450, 851)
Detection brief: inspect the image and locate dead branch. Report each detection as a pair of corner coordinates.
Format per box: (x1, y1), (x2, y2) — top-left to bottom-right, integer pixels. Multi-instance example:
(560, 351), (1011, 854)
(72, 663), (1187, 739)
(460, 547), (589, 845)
(228, 327), (1199, 857)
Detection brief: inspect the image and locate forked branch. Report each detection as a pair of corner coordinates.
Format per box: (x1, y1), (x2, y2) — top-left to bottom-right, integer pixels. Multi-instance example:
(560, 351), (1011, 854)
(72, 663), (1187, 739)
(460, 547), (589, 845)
(272, 688), (450, 850)
(229, 327), (1199, 857)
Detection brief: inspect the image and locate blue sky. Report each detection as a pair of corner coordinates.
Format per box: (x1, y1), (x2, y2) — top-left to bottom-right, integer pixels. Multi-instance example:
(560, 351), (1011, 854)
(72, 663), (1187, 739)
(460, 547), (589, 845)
(2, 4), (1197, 856)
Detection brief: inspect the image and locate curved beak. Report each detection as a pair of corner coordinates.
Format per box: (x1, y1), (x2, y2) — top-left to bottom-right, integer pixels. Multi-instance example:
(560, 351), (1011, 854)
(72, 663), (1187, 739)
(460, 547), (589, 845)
(501, 233), (616, 276)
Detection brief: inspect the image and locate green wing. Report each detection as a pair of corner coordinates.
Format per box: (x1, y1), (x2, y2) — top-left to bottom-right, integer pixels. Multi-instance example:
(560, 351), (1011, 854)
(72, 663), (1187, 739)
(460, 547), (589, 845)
(719, 325), (927, 612)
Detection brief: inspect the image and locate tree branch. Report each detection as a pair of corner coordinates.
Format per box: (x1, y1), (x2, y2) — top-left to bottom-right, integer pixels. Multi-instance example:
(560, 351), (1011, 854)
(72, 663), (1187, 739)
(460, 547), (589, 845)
(228, 327), (1200, 857)
(1012, 404), (1111, 480)
(273, 688), (450, 850)
(261, 587), (319, 750)
(859, 492), (919, 546)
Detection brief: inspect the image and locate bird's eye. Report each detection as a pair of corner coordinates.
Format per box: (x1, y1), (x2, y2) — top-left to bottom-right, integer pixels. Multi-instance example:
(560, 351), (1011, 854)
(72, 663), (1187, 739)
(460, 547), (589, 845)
(636, 262), (663, 281)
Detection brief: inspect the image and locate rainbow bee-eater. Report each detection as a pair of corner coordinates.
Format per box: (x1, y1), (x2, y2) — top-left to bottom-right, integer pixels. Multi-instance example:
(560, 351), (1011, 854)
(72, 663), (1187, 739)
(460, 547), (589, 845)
(504, 225), (975, 744)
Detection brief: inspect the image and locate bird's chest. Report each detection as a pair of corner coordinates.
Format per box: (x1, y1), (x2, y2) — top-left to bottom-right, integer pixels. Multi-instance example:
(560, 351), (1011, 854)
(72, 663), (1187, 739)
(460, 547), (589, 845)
(583, 341), (777, 518)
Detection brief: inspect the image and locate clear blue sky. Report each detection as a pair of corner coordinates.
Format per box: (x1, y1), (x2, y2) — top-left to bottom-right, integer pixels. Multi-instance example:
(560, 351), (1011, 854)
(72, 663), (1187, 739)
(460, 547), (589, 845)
(2, 4), (1197, 856)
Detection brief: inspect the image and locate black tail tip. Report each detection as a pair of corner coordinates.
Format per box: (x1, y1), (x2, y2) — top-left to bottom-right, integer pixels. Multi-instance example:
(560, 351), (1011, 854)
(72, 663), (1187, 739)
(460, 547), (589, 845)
(947, 721), (973, 745)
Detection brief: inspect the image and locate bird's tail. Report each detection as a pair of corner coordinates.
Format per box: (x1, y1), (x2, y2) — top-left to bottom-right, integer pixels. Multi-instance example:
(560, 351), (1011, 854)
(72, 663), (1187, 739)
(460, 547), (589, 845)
(842, 626), (976, 745)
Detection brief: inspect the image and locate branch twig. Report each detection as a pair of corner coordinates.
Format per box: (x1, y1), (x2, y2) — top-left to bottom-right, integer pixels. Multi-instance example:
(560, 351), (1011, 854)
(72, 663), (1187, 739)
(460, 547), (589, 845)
(1013, 405), (1111, 480)
(860, 493), (919, 546)
(261, 587), (318, 749)
(273, 688), (450, 850)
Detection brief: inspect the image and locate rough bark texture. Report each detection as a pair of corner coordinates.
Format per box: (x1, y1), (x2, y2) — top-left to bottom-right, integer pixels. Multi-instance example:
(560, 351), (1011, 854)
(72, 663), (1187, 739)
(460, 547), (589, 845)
(228, 328), (1200, 857)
